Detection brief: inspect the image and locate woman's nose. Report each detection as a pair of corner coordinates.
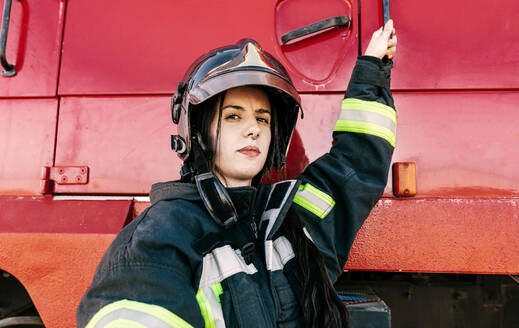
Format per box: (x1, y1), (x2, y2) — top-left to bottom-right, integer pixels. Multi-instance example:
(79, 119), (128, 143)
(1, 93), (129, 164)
(244, 119), (260, 139)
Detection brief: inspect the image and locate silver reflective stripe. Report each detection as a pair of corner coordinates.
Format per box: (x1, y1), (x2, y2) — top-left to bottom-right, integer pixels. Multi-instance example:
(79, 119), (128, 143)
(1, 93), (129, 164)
(265, 236), (295, 272)
(338, 109), (396, 136)
(297, 190), (333, 217)
(93, 308), (173, 328)
(261, 180), (299, 240)
(86, 300), (193, 328)
(198, 245), (257, 290)
(302, 227), (314, 243)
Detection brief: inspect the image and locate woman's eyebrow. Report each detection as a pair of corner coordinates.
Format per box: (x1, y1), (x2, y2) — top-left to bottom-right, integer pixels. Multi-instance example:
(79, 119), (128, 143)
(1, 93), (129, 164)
(222, 104), (244, 110)
(222, 105), (270, 114)
(256, 108), (271, 115)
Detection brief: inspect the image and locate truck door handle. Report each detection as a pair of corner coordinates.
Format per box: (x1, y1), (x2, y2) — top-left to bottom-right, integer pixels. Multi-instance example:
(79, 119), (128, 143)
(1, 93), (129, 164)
(1, 0), (18, 77)
(281, 15), (351, 45)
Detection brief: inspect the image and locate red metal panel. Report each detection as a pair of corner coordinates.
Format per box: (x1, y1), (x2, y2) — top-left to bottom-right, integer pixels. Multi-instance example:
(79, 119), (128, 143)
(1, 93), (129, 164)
(0, 233), (115, 328)
(0, 99), (57, 195)
(390, 91), (519, 198)
(0, 197), (131, 233)
(54, 94), (335, 194)
(348, 198), (519, 274)
(58, 0), (358, 95)
(54, 92), (519, 197)
(360, 0), (519, 90)
(299, 92), (519, 198)
(0, 0), (64, 97)
(54, 96), (182, 194)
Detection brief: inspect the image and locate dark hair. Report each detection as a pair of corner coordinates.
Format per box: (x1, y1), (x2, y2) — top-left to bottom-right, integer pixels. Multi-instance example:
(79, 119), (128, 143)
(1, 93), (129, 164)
(190, 86), (349, 327)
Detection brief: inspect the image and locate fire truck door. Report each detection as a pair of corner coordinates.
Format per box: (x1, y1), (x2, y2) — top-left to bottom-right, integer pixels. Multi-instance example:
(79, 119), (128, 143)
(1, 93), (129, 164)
(55, 0), (360, 194)
(359, 0), (519, 197)
(361, 0), (519, 90)
(0, 99), (57, 195)
(0, 0), (64, 195)
(0, 0), (64, 96)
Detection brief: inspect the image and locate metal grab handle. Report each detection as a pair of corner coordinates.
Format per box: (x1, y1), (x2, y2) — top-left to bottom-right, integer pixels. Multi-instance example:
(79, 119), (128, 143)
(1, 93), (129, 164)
(1, 0), (17, 77)
(382, 0), (391, 24)
(281, 15), (351, 45)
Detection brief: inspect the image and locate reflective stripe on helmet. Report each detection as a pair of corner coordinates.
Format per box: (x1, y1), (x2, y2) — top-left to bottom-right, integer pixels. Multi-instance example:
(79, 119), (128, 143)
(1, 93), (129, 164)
(334, 98), (397, 147)
(85, 299), (193, 328)
(293, 183), (335, 219)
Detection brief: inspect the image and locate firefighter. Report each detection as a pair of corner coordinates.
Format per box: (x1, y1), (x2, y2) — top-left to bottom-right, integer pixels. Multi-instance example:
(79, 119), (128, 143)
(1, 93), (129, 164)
(77, 20), (397, 328)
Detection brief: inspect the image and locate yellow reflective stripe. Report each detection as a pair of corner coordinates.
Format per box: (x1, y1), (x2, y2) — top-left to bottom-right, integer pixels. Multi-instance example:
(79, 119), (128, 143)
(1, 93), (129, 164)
(302, 184), (335, 207)
(341, 98), (396, 124)
(210, 283), (223, 305)
(293, 184), (335, 219)
(338, 98), (397, 146)
(196, 289), (215, 328)
(85, 299), (193, 328)
(334, 119), (396, 147)
(293, 194), (324, 218)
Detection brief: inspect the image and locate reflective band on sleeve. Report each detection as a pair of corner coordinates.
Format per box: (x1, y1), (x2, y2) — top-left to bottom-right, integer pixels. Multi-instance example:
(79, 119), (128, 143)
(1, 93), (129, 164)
(196, 286), (225, 328)
(293, 183), (335, 219)
(335, 98), (397, 147)
(85, 299), (193, 328)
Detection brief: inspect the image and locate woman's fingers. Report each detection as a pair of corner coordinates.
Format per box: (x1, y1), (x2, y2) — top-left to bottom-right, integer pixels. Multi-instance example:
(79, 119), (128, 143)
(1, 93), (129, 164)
(363, 20), (397, 59)
(382, 19), (394, 39)
(389, 35), (397, 47)
(387, 34), (397, 59)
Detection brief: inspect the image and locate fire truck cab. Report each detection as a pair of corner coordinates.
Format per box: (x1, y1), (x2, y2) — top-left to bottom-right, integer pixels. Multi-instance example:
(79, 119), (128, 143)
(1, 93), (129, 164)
(1, 0), (518, 326)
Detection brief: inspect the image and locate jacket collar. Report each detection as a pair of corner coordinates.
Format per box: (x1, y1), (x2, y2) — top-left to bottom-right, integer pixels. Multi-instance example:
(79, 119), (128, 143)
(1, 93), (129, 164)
(150, 179), (300, 239)
(150, 181), (257, 221)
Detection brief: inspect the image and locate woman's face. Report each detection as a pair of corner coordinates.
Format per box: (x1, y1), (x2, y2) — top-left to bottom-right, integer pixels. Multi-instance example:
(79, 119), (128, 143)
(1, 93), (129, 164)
(210, 86), (272, 187)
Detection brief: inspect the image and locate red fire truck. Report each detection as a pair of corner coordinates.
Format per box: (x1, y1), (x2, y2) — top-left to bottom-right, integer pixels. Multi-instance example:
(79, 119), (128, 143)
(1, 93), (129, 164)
(1, 0), (518, 327)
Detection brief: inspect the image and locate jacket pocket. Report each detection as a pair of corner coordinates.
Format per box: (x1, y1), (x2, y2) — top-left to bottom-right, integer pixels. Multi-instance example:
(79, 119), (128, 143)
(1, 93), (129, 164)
(273, 284), (301, 323)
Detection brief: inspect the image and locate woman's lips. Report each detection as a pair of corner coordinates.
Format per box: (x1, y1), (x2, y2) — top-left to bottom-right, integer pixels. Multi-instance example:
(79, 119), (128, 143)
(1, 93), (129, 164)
(238, 146), (260, 157)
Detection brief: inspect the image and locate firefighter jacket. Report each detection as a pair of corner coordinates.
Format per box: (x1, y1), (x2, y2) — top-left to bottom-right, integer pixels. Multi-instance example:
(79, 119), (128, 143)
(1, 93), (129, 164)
(76, 56), (396, 328)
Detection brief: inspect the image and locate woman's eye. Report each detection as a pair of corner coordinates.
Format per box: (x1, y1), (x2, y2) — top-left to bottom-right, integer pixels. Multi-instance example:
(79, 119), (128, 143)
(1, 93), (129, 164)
(257, 117), (270, 124)
(225, 114), (240, 120)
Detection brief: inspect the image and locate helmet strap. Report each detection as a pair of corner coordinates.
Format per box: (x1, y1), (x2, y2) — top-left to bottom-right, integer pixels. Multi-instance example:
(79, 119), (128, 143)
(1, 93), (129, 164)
(186, 131), (240, 230)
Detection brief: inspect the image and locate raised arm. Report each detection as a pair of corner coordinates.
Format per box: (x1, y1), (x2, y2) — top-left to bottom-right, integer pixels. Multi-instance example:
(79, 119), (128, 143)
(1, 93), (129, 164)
(293, 20), (398, 282)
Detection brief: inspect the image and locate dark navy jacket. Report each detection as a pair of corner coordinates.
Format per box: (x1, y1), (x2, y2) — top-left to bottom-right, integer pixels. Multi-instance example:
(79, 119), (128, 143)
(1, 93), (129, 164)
(77, 56), (396, 328)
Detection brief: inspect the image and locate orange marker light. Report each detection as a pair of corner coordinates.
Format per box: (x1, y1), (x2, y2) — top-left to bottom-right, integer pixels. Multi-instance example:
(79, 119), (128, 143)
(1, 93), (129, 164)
(392, 162), (417, 197)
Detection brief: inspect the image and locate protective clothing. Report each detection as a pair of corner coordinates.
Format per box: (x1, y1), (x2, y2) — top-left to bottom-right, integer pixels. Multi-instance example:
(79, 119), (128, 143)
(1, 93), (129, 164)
(77, 55), (396, 328)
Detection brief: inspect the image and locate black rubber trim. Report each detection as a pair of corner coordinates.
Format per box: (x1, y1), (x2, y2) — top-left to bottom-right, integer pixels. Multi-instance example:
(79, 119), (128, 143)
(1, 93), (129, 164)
(0, 0), (17, 77)
(281, 15), (350, 45)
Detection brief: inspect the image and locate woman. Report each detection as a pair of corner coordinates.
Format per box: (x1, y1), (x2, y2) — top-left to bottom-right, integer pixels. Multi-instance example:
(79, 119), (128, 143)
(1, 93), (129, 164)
(77, 20), (397, 328)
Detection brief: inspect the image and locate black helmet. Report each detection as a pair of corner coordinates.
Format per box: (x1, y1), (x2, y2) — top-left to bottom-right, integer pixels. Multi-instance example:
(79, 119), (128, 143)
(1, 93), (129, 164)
(171, 39), (302, 173)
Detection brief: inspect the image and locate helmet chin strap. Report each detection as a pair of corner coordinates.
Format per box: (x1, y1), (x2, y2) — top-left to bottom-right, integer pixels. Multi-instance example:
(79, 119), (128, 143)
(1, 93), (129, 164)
(184, 131), (257, 264)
